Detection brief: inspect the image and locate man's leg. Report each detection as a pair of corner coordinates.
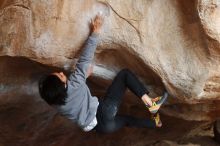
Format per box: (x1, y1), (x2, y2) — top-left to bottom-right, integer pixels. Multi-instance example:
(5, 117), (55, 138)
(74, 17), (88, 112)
(95, 69), (156, 133)
(104, 69), (149, 105)
(103, 69), (168, 114)
(115, 115), (156, 128)
(96, 113), (156, 133)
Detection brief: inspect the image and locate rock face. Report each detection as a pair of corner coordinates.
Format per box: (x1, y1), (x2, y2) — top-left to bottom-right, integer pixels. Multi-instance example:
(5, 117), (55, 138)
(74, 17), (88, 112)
(1, 0), (220, 119)
(1, 0), (220, 145)
(0, 56), (218, 146)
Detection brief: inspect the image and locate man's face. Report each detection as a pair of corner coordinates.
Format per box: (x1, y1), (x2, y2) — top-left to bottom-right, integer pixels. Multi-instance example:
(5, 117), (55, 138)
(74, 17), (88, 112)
(52, 72), (67, 84)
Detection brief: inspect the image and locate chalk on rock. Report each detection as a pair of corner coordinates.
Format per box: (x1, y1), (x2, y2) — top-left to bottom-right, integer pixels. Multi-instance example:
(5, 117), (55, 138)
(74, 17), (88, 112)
(98, 11), (103, 16)
(95, 1), (110, 17)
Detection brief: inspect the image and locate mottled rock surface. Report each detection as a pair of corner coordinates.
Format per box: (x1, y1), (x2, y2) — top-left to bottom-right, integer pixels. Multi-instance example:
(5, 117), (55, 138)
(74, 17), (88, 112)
(1, 0), (220, 121)
(0, 56), (219, 146)
(1, 0), (220, 145)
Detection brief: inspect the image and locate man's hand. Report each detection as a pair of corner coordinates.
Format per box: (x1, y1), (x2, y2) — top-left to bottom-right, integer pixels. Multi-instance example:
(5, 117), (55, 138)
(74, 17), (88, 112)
(92, 13), (104, 34)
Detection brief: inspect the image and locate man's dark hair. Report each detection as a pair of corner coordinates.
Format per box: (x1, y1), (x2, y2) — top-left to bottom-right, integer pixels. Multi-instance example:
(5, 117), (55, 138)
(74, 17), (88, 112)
(39, 74), (67, 105)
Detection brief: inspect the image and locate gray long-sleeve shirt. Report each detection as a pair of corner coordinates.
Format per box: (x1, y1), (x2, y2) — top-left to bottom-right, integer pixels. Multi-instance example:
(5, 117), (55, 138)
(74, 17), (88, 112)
(56, 33), (99, 129)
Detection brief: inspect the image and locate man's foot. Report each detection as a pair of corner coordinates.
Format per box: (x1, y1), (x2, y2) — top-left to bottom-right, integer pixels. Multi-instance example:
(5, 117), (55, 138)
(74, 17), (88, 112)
(148, 92), (168, 114)
(152, 113), (162, 127)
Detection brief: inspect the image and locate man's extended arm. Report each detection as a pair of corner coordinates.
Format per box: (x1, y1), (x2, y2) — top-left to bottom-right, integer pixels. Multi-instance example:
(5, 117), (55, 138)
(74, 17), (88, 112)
(69, 15), (104, 87)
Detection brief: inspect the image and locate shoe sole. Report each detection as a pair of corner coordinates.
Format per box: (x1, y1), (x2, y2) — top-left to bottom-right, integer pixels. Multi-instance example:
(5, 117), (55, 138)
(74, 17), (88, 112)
(149, 92), (168, 114)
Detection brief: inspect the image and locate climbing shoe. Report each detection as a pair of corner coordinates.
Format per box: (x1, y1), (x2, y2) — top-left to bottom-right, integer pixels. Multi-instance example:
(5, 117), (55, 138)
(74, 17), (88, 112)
(148, 92), (168, 114)
(151, 113), (162, 127)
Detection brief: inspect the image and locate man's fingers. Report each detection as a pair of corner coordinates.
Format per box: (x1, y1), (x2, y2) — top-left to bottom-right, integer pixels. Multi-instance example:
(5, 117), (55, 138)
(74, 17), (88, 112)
(96, 15), (104, 25)
(91, 12), (105, 33)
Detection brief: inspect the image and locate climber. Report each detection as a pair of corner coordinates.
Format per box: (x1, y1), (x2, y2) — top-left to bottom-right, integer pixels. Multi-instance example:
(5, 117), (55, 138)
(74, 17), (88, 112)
(38, 13), (168, 133)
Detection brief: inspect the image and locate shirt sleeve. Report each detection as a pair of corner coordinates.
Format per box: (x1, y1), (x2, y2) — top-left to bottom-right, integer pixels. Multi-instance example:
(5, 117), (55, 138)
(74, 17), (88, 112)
(68, 32), (99, 87)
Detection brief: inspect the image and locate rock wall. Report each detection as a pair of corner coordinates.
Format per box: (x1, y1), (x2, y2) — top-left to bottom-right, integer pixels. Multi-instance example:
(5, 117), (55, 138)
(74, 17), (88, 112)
(0, 56), (217, 146)
(1, 0), (220, 121)
(1, 0), (220, 145)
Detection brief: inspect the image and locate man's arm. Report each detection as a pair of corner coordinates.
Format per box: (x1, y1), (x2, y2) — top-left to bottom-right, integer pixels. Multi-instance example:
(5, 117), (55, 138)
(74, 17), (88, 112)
(69, 14), (104, 87)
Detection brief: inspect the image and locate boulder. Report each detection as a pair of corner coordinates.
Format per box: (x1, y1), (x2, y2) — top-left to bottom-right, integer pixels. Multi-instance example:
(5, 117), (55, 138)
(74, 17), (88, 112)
(0, 0), (220, 121)
(1, 0), (220, 145)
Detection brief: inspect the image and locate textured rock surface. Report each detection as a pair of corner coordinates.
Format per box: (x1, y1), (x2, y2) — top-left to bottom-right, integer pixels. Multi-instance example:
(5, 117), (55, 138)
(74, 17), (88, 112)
(0, 0), (220, 99)
(1, 0), (220, 121)
(1, 0), (220, 144)
(0, 56), (219, 146)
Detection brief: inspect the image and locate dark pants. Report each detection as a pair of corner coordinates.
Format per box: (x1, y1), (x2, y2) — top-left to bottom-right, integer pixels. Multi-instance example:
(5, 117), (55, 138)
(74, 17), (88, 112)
(95, 69), (156, 133)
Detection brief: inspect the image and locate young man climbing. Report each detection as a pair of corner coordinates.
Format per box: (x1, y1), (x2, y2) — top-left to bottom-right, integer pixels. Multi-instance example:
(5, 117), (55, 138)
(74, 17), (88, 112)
(39, 14), (168, 133)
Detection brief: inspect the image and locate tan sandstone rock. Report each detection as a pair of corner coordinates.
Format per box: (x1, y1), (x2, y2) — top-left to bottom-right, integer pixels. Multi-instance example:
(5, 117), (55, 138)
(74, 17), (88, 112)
(1, 0), (220, 121)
